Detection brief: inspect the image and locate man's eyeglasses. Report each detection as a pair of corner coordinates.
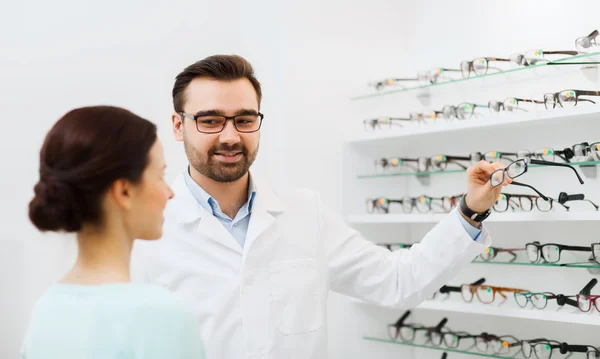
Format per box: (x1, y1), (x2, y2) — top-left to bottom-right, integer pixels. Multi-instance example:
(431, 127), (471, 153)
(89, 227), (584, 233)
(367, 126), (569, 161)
(544, 89), (600, 109)
(180, 112), (263, 134)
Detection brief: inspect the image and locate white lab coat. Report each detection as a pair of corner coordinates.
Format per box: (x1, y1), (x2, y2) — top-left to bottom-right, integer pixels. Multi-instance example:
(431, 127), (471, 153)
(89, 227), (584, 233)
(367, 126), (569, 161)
(130, 172), (491, 359)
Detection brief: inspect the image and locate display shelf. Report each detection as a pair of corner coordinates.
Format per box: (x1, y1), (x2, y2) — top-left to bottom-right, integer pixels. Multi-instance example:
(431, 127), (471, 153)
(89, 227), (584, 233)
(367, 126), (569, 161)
(362, 337), (514, 359)
(347, 211), (600, 224)
(347, 105), (600, 145)
(354, 299), (600, 326)
(350, 51), (600, 101)
(358, 160), (600, 179)
(471, 260), (600, 269)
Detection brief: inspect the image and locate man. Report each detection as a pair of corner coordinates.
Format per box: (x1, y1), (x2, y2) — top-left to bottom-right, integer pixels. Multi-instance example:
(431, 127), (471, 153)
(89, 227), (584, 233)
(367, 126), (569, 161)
(131, 54), (509, 359)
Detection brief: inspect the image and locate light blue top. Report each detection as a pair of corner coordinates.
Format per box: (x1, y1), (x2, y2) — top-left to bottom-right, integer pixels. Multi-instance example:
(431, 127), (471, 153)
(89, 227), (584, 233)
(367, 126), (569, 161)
(184, 168), (256, 248)
(21, 283), (205, 359)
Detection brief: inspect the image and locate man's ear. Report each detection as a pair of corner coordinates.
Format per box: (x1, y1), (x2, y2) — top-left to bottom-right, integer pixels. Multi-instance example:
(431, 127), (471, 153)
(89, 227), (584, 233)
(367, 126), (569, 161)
(108, 178), (134, 210)
(172, 112), (184, 142)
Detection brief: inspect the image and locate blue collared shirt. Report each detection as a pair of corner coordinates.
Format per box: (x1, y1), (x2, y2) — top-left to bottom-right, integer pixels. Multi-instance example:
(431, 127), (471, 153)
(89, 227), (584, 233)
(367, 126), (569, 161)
(456, 210), (482, 241)
(183, 169), (256, 248)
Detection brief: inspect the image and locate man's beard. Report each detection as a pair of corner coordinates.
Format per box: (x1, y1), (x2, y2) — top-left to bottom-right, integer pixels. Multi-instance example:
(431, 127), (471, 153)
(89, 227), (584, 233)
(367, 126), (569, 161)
(184, 140), (258, 183)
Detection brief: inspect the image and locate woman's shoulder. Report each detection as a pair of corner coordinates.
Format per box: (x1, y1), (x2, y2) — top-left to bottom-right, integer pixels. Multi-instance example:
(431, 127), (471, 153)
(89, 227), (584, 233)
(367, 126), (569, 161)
(35, 282), (191, 317)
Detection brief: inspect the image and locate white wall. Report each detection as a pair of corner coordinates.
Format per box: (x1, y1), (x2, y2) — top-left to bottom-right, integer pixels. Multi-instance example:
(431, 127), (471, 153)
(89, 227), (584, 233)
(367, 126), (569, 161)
(3, 0), (600, 358)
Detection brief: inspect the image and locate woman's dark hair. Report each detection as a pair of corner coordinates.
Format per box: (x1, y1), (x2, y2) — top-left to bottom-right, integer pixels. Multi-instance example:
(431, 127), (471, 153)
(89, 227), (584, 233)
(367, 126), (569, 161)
(28, 106), (157, 232)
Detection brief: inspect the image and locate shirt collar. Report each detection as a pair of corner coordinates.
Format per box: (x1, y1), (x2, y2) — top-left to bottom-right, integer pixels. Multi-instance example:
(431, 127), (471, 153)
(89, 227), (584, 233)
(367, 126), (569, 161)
(183, 166), (257, 215)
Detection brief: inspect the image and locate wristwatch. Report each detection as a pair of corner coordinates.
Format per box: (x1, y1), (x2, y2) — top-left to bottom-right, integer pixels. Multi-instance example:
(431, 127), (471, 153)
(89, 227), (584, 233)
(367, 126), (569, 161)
(459, 194), (491, 222)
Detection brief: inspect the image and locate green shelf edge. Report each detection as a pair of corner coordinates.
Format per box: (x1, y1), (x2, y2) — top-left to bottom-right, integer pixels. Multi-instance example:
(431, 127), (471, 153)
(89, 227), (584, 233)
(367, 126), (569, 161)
(363, 337), (515, 359)
(358, 161), (600, 179)
(351, 51), (600, 101)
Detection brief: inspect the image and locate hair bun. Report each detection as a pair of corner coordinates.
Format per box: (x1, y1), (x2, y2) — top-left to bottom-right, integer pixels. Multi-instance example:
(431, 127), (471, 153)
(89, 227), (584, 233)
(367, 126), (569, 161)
(28, 177), (83, 232)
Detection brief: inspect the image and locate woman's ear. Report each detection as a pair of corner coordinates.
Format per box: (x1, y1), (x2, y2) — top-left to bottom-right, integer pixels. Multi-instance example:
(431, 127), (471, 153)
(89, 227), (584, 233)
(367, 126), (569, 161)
(108, 179), (134, 210)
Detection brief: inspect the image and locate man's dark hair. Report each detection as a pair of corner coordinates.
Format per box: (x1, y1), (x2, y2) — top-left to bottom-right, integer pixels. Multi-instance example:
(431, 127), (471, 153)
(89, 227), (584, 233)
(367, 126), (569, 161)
(172, 54), (262, 112)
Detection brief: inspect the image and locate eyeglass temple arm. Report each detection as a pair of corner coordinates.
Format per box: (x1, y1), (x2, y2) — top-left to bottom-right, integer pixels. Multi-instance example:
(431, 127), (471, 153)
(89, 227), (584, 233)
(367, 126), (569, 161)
(580, 278), (598, 295)
(560, 343), (592, 354)
(514, 97), (545, 105)
(485, 57), (510, 62)
(510, 181), (549, 201)
(551, 294), (578, 307)
(561, 245), (593, 252)
(393, 311), (412, 327)
(544, 50), (579, 56)
(529, 159), (585, 184)
(434, 318), (448, 332)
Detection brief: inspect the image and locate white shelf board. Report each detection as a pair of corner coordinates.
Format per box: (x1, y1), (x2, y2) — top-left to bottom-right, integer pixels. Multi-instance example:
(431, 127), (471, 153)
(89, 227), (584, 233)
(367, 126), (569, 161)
(346, 106), (600, 145)
(351, 298), (600, 326)
(347, 211), (600, 224)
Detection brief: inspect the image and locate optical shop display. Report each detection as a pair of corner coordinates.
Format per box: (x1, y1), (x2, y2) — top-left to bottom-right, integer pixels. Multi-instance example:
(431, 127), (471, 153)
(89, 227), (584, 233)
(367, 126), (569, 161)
(368, 30), (598, 91)
(374, 141), (600, 175)
(355, 25), (600, 359)
(429, 277), (599, 313)
(364, 90), (600, 131)
(381, 311), (600, 358)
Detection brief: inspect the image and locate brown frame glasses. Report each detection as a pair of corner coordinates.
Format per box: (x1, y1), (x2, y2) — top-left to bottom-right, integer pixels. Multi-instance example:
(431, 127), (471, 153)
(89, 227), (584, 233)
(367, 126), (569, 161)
(461, 284), (530, 304)
(544, 89), (600, 109)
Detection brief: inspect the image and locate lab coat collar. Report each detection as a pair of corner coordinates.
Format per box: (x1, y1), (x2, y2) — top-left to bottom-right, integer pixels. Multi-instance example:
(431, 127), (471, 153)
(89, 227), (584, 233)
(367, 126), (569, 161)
(170, 170), (285, 225)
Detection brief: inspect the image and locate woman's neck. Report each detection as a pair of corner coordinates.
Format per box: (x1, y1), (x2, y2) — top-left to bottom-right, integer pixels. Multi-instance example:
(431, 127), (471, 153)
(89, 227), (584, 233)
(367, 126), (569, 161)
(60, 224), (133, 285)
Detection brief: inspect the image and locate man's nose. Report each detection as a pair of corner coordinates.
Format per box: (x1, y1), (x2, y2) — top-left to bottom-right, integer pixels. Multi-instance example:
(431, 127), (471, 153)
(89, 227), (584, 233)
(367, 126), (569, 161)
(219, 119), (241, 144)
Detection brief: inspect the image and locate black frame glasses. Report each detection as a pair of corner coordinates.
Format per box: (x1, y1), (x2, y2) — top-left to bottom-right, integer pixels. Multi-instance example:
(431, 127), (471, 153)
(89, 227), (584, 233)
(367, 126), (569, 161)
(180, 112), (264, 134)
(526, 241), (593, 264)
(490, 158), (584, 189)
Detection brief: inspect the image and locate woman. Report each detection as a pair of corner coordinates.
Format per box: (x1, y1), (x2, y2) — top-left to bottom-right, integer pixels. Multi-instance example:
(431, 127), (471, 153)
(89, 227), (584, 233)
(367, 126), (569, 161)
(22, 106), (205, 358)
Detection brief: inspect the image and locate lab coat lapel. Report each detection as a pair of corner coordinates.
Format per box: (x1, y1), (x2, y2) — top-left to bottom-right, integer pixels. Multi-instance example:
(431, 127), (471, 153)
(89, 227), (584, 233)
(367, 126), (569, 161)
(244, 174), (285, 254)
(171, 173), (243, 254)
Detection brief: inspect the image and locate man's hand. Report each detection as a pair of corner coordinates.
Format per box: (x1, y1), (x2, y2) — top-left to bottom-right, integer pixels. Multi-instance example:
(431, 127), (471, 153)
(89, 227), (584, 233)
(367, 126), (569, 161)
(461, 161), (512, 226)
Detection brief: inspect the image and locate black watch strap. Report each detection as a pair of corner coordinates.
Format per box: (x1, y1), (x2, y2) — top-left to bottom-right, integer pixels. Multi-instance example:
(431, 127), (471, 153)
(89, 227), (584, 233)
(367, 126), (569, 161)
(460, 194), (491, 222)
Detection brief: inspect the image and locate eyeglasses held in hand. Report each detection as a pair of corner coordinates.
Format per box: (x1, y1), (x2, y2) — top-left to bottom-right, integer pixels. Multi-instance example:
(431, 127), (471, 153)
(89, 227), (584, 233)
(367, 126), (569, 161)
(180, 112), (263, 134)
(544, 89), (600, 109)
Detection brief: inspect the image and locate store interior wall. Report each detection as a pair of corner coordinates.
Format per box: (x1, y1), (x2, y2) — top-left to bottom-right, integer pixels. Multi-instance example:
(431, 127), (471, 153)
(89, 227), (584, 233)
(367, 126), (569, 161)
(2, 0), (600, 358)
